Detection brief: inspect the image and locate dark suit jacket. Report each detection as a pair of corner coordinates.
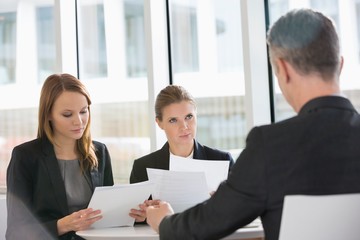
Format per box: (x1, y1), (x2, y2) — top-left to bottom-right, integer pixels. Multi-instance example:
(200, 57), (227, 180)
(129, 140), (234, 184)
(158, 96), (360, 240)
(6, 137), (114, 240)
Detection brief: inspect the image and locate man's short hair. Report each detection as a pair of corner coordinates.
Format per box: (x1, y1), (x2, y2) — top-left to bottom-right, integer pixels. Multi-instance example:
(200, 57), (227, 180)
(267, 8), (341, 79)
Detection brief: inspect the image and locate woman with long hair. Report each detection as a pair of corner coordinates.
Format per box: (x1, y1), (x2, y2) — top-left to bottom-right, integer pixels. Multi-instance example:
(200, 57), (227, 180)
(6, 73), (114, 240)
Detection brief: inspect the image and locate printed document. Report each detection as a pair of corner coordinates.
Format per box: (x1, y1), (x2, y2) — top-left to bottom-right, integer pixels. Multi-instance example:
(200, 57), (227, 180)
(146, 168), (209, 213)
(169, 155), (229, 192)
(87, 181), (154, 228)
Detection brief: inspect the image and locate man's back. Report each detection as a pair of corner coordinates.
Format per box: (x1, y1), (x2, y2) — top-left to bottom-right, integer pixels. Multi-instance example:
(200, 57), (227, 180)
(157, 96), (360, 240)
(244, 96), (360, 239)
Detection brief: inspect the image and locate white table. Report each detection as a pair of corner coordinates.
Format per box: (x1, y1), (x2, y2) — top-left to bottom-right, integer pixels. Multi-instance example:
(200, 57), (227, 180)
(77, 219), (264, 240)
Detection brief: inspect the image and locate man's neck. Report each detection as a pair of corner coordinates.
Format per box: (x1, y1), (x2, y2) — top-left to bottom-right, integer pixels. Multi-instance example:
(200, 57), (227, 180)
(291, 74), (340, 113)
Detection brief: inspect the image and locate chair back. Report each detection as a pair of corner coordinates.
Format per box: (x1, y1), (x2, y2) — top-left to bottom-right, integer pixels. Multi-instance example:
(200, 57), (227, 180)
(279, 193), (360, 240)
(0, 196), (6, 240)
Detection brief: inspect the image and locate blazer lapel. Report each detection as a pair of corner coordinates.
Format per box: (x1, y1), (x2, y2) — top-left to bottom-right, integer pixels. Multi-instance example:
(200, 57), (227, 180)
(193, 140), (206, 159)
(156, 142), (171, 169)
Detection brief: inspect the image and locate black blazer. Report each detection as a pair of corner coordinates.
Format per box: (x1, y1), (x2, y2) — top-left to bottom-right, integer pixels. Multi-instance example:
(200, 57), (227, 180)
(129, 140), (234, 184)
(6, 137), (114, 240)
(158, 96), (360, 240)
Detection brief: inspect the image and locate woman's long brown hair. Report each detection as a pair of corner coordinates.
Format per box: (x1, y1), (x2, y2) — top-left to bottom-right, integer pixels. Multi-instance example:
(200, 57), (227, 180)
(37, 73), (98, 171)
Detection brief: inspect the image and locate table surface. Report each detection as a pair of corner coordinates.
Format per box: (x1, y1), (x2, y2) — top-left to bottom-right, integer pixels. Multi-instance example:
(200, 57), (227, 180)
(77, 219), (264, 240)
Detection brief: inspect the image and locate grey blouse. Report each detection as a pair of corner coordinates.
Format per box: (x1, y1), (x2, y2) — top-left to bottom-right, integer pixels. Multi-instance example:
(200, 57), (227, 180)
(57, 159), (92, 213)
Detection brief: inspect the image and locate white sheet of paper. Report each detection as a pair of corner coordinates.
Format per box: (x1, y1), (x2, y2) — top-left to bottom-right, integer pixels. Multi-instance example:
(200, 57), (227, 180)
(88, 181), (154, 228)
(146, 168), (209, 213)
(169, 155), (229, 192)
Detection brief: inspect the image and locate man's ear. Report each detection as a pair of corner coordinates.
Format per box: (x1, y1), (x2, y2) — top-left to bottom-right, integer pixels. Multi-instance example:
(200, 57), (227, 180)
(275, 58), (288, 79)
(156, 118), (164, 130)
(275, 58), (290, 83)
(339, 56), (344, 75)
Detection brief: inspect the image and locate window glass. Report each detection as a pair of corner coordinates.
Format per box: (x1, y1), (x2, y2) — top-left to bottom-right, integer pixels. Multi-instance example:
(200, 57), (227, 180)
(171, 3), (199, 73)
(169, 0), (246, 157)
(36, 6), (55, 82)
(77, 0), (149, 183)
(356, 2), (360, 62)
(0, 0), (56, 190)
(0, 11), (16, 84)
(266, 0), (360, 122)
(125, 0), (146, 78)
(78, 2), (107, 79)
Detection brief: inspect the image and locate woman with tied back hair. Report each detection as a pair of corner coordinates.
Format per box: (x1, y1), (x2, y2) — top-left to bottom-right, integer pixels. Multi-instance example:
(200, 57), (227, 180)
(129, 85), (234, 222)
(6, 73), (114, 240)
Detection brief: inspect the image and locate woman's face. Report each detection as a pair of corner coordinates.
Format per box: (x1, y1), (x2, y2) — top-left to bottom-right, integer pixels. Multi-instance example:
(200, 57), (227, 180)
(156, 100), (197, 149)
(49, 91), (89, 143)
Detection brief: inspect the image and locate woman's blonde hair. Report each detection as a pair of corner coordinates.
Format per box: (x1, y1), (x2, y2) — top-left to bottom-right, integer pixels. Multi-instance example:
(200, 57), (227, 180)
(155, 85), (196, 121)
(37, 73), (98, 171)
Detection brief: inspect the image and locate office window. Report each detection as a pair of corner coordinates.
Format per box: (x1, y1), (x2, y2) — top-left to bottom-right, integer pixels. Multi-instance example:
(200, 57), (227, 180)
(0, 0), (56, 190)
(0, 0), (272, 190)
(356, 1), (360, 62)
(171, 3), (199, 73)
(77, 0), (149, 183)
(125, 0), (147, 77)
(169, 0), (246, 155)
(78, 3), (107, 79)
(268, 0), (288, 24)
(0, 11), (16, 84)
(268, 0), (360, 121)
(310, 0), (339, 29)
(36, 6), (56, 82)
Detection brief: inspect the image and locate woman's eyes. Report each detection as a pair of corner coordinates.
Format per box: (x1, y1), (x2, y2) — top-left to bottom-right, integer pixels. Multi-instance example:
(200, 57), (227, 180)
(169, 118), (177, 123)
(62, 109), (88, 117)
(168, 114), (193, 123)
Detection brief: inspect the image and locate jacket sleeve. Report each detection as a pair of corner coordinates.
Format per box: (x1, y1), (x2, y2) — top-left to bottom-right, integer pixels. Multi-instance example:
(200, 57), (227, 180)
(6, 146), (57, 240)
(159, 127), (268, 240)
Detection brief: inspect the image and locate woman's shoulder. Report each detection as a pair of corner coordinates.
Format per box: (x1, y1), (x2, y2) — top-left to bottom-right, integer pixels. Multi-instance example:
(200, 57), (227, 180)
(195, 141), (233, 161)
(134, 142), (169, 163)
(202, 145), (230, 156)
(9, 138), (45, 166)
(92, 140), (111, 159)
(13, 138), (42, 152)
(92, 140), (107, 149)
(195, 140), (225, 154)
(134, 149), (163, 163)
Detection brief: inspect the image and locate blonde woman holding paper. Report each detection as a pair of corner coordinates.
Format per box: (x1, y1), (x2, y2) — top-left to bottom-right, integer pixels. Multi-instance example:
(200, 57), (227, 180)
(130, 85), (234, 183)
(129, 85), (234, 221)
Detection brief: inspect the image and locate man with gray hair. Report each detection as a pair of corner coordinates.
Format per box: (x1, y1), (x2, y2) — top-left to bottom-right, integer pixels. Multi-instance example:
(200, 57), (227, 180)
(144, 8), (360, 240)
